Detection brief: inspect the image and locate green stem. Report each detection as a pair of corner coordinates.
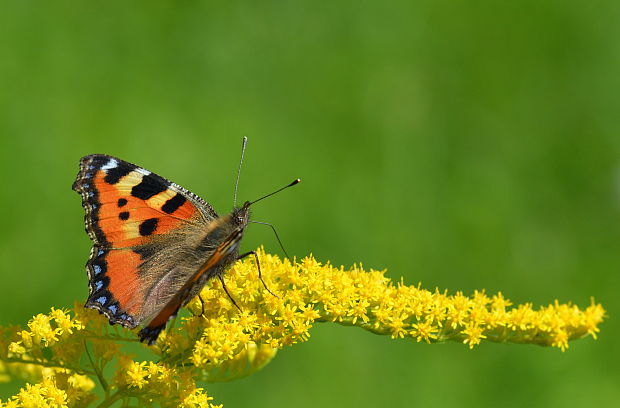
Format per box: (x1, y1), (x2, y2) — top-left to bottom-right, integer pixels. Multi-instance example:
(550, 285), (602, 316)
(316, 316), (393, 336)
(84, 340), (109, 395)
(81, 334), (140, 343)
(0, 356), (95, 376)
(95, 390), (124, 408)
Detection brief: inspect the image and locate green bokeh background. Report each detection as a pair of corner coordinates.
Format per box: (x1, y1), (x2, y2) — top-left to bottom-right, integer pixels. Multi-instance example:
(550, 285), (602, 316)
(1, 1), (618, 406)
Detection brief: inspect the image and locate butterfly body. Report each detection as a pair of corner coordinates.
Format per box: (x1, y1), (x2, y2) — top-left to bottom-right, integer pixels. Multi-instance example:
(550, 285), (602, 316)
(73, 154), (252, 344)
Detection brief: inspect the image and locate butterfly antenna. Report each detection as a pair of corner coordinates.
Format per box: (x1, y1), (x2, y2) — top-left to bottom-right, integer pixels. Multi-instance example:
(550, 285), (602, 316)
(249, 178), (301, 206)
(233, 136), (248, 208)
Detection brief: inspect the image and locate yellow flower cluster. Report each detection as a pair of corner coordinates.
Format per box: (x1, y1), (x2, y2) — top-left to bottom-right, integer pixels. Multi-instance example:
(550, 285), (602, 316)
(8, 308), (84, 355)
(113, 357), (218, 407)
(0, 370), (95, 408)
(1, 308), (95, 408)
(0, 306), (222, 407)
(0, 249), (606, 407)
(160, 249), (605, 358)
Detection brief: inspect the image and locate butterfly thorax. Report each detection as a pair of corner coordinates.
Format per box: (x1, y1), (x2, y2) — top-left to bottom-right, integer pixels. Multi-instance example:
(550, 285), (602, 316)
(196, 203), (250, 248)
(167, 203), (250, 308)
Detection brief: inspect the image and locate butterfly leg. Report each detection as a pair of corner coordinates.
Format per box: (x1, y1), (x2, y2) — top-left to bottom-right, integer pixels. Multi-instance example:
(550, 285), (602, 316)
(198, 294), (207, 316)
(238, 251), (279, 299)
(218, 275), (242, 312)
(249, 221), (290, 260)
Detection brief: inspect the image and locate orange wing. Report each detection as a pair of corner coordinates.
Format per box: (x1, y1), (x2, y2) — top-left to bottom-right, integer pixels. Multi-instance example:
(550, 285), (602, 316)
(73, 154), (217, 328)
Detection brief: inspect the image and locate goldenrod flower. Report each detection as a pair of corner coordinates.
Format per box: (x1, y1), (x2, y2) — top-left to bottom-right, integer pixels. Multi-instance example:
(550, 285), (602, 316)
(0, 399), (20, 408)
(410, 318), (438, 343)
(0, 249), (606, 407)
(125, 361), (149, 389)
(27, 314), (60, 347)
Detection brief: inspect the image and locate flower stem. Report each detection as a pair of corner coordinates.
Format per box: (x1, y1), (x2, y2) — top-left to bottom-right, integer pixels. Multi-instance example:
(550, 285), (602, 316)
(95, 390), (123, 408)
(0, 356), (95, 376)
(84, 339), (109, 394)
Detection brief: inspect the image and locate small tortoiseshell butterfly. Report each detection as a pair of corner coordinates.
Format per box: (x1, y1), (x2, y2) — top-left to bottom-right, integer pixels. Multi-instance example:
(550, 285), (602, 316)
(73, 138), (299, 344)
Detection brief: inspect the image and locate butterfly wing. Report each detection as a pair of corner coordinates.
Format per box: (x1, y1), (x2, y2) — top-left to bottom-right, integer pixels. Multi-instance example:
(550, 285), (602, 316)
(73, 154), (218, 328)
(138, 225), (245, 344)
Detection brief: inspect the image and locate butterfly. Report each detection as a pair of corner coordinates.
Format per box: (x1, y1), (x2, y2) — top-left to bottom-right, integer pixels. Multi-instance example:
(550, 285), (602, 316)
(72, 138), (299, 344)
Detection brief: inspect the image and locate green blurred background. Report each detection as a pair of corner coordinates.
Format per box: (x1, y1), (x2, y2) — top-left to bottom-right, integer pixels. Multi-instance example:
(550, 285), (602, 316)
(1, 1), (618, 406)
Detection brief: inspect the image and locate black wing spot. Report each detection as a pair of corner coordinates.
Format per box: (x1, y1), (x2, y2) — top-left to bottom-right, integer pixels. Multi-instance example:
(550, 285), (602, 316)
(131, 174), (168, 200)
(162, 193), (186, 214)
(117, 198), (128, 207)
(139, 218), (158, 236)
(119, 211), (130, 220)
(104, 163), (133, 184)
(133, 246), (156, 261)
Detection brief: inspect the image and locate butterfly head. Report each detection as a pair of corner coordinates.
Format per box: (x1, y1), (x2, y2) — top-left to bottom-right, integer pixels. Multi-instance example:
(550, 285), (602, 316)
(232, 202), (252, 228)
